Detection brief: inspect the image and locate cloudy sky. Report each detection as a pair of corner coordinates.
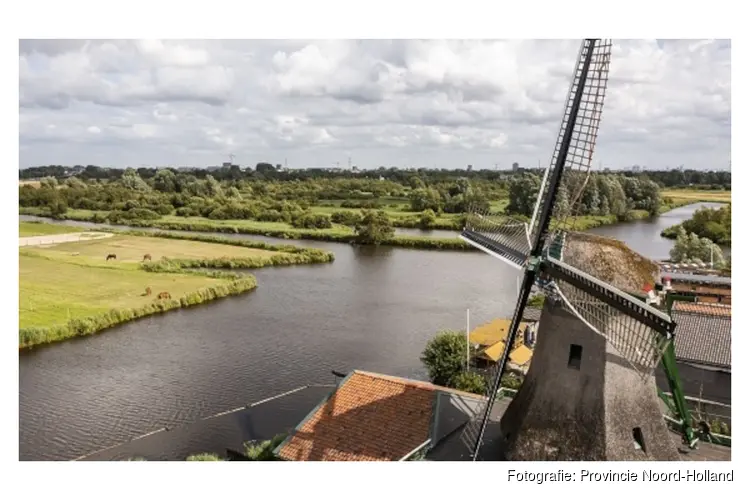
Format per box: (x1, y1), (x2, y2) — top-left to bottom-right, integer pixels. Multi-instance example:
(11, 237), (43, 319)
(18, 39), (731, 170)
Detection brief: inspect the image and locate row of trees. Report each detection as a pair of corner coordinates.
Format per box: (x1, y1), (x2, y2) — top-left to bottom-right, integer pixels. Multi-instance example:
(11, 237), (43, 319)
(507, 171), (662, 219)
(21, 164), (730, 189)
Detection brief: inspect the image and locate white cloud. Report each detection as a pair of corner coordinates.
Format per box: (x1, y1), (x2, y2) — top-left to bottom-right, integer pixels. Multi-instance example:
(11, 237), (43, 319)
(18, 39), (731, 170)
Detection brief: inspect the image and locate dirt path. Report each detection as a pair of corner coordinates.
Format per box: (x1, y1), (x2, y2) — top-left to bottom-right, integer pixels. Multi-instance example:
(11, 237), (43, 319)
(19, 232), (114, 247)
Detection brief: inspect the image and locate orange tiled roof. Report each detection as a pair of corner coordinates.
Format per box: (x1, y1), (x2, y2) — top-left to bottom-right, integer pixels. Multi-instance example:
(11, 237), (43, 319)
(673, 301), (732, 317)
(274, 371), (437, 461)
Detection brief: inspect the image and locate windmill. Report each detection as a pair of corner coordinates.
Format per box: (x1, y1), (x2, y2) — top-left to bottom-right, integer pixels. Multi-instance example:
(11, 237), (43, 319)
(458, 39), (684, 461)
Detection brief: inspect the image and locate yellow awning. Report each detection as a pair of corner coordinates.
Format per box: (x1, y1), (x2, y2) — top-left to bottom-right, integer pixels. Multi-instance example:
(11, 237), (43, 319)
(480, 341), (505, 362)
(479, 341), (535, 365)
(509, 345), (533, 366)
(469, 318), (529, 347)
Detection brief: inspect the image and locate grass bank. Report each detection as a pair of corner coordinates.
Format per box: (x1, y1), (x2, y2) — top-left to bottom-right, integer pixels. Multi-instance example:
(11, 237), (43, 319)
(661, 189), (731, 204)
(19, 196), (702, 252)
(20, 220), (87, 237)
(21, 208), (474, 251)
(19, 231), (335, 349)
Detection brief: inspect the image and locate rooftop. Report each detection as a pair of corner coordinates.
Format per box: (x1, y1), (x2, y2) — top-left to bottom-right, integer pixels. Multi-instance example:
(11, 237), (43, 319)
(481, 342), (533, 365)
(273, 370), (485, 461)
(672, 302), (731, 370)
(665, 272), (731, 286)
(469, 318), (530, 347)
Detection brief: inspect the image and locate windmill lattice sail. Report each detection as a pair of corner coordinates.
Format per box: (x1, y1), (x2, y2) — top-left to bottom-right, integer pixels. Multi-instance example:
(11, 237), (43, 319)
(542, 250), (676, 379)
(455, 39), (679, 460)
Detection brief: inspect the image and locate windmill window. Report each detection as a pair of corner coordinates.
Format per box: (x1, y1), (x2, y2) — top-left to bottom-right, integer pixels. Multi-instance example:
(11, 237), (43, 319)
(567, 344), (582, 370)
(633, 427), (646, 453)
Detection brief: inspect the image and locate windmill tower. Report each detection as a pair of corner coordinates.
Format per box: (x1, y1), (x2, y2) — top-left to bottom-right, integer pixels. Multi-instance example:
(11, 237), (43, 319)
(458, 39), (681, 461)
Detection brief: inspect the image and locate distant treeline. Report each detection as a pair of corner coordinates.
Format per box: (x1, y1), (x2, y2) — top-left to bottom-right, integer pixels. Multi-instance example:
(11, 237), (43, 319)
(19, 164), (731, 189)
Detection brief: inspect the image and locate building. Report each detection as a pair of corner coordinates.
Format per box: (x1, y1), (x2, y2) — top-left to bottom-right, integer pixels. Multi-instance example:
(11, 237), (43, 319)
(500, 299), (680, 460)
(656, 301), (731, 405)
(272, 370), (487, 461)
(662, 273), (731, 305)
(468, 308), (541, 369)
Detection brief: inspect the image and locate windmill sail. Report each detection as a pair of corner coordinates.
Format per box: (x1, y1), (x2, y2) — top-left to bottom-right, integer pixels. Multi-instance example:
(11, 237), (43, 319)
(458, 39), (619, 459)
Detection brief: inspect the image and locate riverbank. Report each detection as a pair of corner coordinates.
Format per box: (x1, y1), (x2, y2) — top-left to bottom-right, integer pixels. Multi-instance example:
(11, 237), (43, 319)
(18, 203), (692, 252)
(658, 201), (731, 247)
(20, 220), (87, 237)
(19, 224), (335, 349)
(20, 207), (474, 251)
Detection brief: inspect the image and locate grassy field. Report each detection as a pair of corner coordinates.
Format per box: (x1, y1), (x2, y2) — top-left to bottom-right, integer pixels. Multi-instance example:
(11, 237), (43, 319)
(661, 189), (731, 204)
(19, 254), (228, 329)
(23, 233), (279, 267)
(19, 234), (282, 330)
(19, 221), (86, 237)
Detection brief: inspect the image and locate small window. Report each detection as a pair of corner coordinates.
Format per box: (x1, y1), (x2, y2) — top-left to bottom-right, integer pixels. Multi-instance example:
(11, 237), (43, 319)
(633, 427), (646, 453)
(567, 344), (582, 370)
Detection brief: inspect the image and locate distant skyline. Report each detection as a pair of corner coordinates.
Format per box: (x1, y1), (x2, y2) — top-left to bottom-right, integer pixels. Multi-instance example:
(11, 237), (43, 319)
(19, 39), (731, 170)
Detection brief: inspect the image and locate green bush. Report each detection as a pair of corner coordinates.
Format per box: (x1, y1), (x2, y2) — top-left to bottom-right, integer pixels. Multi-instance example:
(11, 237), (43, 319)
(291, 212), (333, 229)
(450, 371), (487, 395)
(501, 373), (524, 390)
(244, 433), (287, 461)
(331, 210), (363, 226)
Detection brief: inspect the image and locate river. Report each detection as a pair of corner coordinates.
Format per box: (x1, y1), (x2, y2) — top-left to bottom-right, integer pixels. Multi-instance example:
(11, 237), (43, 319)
(18, 202), (726, 460)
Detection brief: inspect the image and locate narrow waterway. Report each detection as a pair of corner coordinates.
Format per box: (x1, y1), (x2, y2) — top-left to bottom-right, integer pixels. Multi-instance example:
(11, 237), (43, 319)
(18, 203), (724, 460)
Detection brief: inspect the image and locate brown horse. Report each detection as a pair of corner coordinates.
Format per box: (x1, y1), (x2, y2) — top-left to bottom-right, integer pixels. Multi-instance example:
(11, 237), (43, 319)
(106, 254), (117, 261)
(143, 253), (152, 262)
(157, 291), (171, 300)
(144, 287), (152, 297)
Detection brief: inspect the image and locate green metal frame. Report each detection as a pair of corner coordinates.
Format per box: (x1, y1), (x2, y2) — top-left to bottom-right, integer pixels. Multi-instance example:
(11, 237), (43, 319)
(659, 294), (700, 448)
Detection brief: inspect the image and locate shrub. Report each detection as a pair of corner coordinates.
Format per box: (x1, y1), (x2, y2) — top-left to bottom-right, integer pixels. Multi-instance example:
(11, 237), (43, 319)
(186, 453), (223, 461)
(291, 213), (333, 229)
(330, 210), (363, 226)
(244, 433), (287, 461)
(450, 371), (486, 395)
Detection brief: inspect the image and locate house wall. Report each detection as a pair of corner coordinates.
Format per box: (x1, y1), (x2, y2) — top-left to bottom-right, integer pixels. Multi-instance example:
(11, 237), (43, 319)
(655, 363), (731, 406)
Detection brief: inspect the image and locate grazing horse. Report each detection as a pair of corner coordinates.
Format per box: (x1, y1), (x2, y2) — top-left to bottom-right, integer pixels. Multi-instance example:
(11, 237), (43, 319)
(143, 253), (152, 262)
(106, 254), (117, 261)
(144, 287), (152, 297)
(157, 291), (171, 300)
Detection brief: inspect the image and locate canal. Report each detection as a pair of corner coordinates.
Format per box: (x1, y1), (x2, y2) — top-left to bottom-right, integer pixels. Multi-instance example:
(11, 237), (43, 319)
(18, 202), (726, 460)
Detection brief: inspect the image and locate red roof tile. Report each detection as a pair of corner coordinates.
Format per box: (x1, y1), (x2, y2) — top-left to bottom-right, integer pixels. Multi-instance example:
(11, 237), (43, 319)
(274, 371), (443, 461)
(673, 301), (732, 317)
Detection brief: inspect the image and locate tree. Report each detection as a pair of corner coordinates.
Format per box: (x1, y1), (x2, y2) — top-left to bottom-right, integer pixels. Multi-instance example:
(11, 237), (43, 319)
(420, 330), (468, 387)
(640, 179), (661, 216)
(40, 176), (58, 189)
(669, 226), (725, 265)
(64, 176), (87, 189)
(419, 209), (436, 229)
(409, 187), (442, 212)
(120, 168), (150, 191)
(256, 162), (276, 174)
(409, 176), (425, 189)
(152, 169), (177, 192)
(355, 210), (394, 244)
(506, 173), (540, 216)
(552, 184), (570, 219)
